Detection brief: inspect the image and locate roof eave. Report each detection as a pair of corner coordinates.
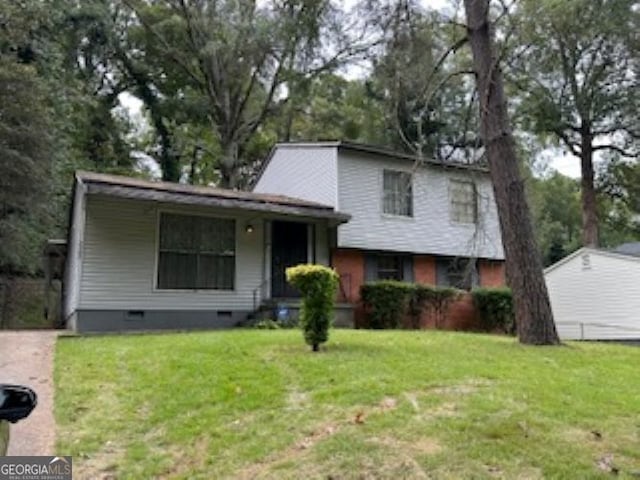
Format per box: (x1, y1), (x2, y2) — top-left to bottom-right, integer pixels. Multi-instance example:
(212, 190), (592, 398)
(337, 141), (490, 173)
(85, 183), (351, 224)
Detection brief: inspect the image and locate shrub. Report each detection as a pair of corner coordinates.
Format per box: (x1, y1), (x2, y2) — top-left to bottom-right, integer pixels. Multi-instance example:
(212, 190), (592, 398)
(361, 282), (462, 329)
(472, 287), (515, 334)
(407, 284), (433, 329)
(423, 286), (460, 328)
(286, 264), (339, 351)
(360, 281), (413, 329)
(253, 319), (281, 329)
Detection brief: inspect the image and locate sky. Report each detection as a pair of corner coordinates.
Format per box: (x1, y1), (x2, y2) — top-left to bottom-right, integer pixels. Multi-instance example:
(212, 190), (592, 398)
(120, 0), (582, 179)
(543, 154), (581, 178)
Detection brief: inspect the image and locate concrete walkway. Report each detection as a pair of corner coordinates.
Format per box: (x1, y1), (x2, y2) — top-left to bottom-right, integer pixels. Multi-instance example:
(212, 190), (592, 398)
(0, 330), (59, 456)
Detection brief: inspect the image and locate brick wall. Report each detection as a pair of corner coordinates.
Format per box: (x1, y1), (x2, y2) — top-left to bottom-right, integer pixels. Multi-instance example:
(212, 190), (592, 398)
(332, 249), (365, 303)
(479, 259), (506, 287)
(407, 293), (480, 331)
(413, 255), (436, 284)
(332, 249), (507, 332)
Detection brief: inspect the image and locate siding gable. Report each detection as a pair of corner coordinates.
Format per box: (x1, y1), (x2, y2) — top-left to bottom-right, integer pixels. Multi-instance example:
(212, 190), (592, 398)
(253, 145), (338, 206)
(336, 150), (504, 259)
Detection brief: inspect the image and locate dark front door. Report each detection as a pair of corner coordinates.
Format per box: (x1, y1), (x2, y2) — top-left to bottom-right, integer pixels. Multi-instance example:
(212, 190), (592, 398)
(271, 221), (308, 298)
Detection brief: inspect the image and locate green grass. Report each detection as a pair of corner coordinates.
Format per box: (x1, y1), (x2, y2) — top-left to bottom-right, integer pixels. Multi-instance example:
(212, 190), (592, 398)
(0, 421), (8, 455)
(55, 330), (640, 479)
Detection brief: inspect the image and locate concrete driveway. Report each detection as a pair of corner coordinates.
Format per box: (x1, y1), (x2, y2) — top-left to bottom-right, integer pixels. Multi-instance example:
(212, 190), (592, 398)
(0, 330), (59, 455)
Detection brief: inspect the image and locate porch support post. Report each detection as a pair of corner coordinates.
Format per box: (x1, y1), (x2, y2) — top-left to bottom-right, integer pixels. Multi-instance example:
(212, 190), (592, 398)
(264, 220), (272, 301)
(307, 223), (316, 264)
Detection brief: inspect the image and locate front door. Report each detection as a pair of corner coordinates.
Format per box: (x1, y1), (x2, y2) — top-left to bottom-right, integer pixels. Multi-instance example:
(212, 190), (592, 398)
(271, 221), (308, 298)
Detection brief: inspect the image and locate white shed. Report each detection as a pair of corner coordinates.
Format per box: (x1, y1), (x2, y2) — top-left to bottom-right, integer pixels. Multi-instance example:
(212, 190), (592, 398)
(544, 247), (640, 340)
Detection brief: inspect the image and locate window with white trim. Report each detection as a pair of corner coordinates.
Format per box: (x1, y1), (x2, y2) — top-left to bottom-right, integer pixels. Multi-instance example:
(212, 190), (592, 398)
(157, 213), (235, 290)
(383, 170), (413, 216)
(450, 179), (477, 223)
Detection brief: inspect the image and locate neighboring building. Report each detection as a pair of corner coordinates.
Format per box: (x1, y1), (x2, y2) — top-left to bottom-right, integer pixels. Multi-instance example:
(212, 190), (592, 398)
(545, 247), (640, 340)
(611, 241), (640, 258)
(63, 142), (506, 333)
(254, 142), (505, 305)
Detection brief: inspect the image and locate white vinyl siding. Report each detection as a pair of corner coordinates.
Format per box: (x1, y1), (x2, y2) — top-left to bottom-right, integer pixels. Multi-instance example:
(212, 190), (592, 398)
(78, 196), (264, 311)
(336, 151), (504, 259)
(254, 145), (338, 206)
(545, 248), (640, 340)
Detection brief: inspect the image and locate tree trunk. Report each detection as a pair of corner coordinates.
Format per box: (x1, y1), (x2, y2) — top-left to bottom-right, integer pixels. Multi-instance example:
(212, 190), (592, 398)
(464, 0), (559, 345)
(219, 140), (240, 189)
(156, 118), (179, 182)
(580, 130), (598, 247)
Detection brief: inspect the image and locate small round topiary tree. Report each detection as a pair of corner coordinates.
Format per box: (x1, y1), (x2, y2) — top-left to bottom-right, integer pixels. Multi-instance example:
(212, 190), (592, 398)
(286, 264), (339, 352)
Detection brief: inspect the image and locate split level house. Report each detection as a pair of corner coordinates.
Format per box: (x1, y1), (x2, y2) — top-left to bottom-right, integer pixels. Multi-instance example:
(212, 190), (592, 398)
(63, 142), (506, 333)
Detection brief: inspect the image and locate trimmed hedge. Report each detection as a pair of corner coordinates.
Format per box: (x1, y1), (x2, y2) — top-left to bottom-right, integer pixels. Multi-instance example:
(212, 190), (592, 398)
(471, 287), (515, 334)
(361, 281), (461, 329)
(360, 281), (412, 329)
(286, 264), (339, 351)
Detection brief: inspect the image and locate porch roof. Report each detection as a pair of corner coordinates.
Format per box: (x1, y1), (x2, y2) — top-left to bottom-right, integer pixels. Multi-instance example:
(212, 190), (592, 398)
(76, 171), (351, 224)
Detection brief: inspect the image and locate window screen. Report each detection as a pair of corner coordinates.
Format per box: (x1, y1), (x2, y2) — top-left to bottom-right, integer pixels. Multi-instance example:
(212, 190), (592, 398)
(450, 180), (477, 223)
(157, 213), (235, 290)
(383, 170), (413, 216)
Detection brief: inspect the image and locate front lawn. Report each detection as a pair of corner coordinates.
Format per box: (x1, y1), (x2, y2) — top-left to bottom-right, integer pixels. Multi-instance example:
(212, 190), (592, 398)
(55, 330), (640, 479)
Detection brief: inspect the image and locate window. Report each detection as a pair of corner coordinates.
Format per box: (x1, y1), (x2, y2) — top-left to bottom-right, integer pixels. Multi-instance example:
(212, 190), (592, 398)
(365, 254), (413, 282)
(436, 257), (477, 290)
(157, 213), (235, 290)
(377, 255), (404, 280)
(383, 170), (413, 216)
(450, 180), (477, 223)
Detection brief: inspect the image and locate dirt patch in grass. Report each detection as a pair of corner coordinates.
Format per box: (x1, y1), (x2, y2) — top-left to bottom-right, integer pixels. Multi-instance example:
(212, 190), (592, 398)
(561, 426), (603, 444)
(369, 435), (442, 456)
(355, 436), (441, 479)
(286, 390), (309, 410)
(235, 421), (340, 479)
(427, 378), (493, 396)
(236, 395), (405, 479)
(73, 442), (125, 480)
(162, 435), (210, 478)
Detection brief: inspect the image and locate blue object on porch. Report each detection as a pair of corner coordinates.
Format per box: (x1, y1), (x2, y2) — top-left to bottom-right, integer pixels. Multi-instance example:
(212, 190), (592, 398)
(276, 304), (290, 321)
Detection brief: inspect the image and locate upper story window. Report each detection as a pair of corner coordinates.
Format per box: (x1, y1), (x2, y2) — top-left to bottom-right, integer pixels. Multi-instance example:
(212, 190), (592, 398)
(383, 170), (413, 217)
(157, 213), (235, 290)
(450, 179), (477, 224)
